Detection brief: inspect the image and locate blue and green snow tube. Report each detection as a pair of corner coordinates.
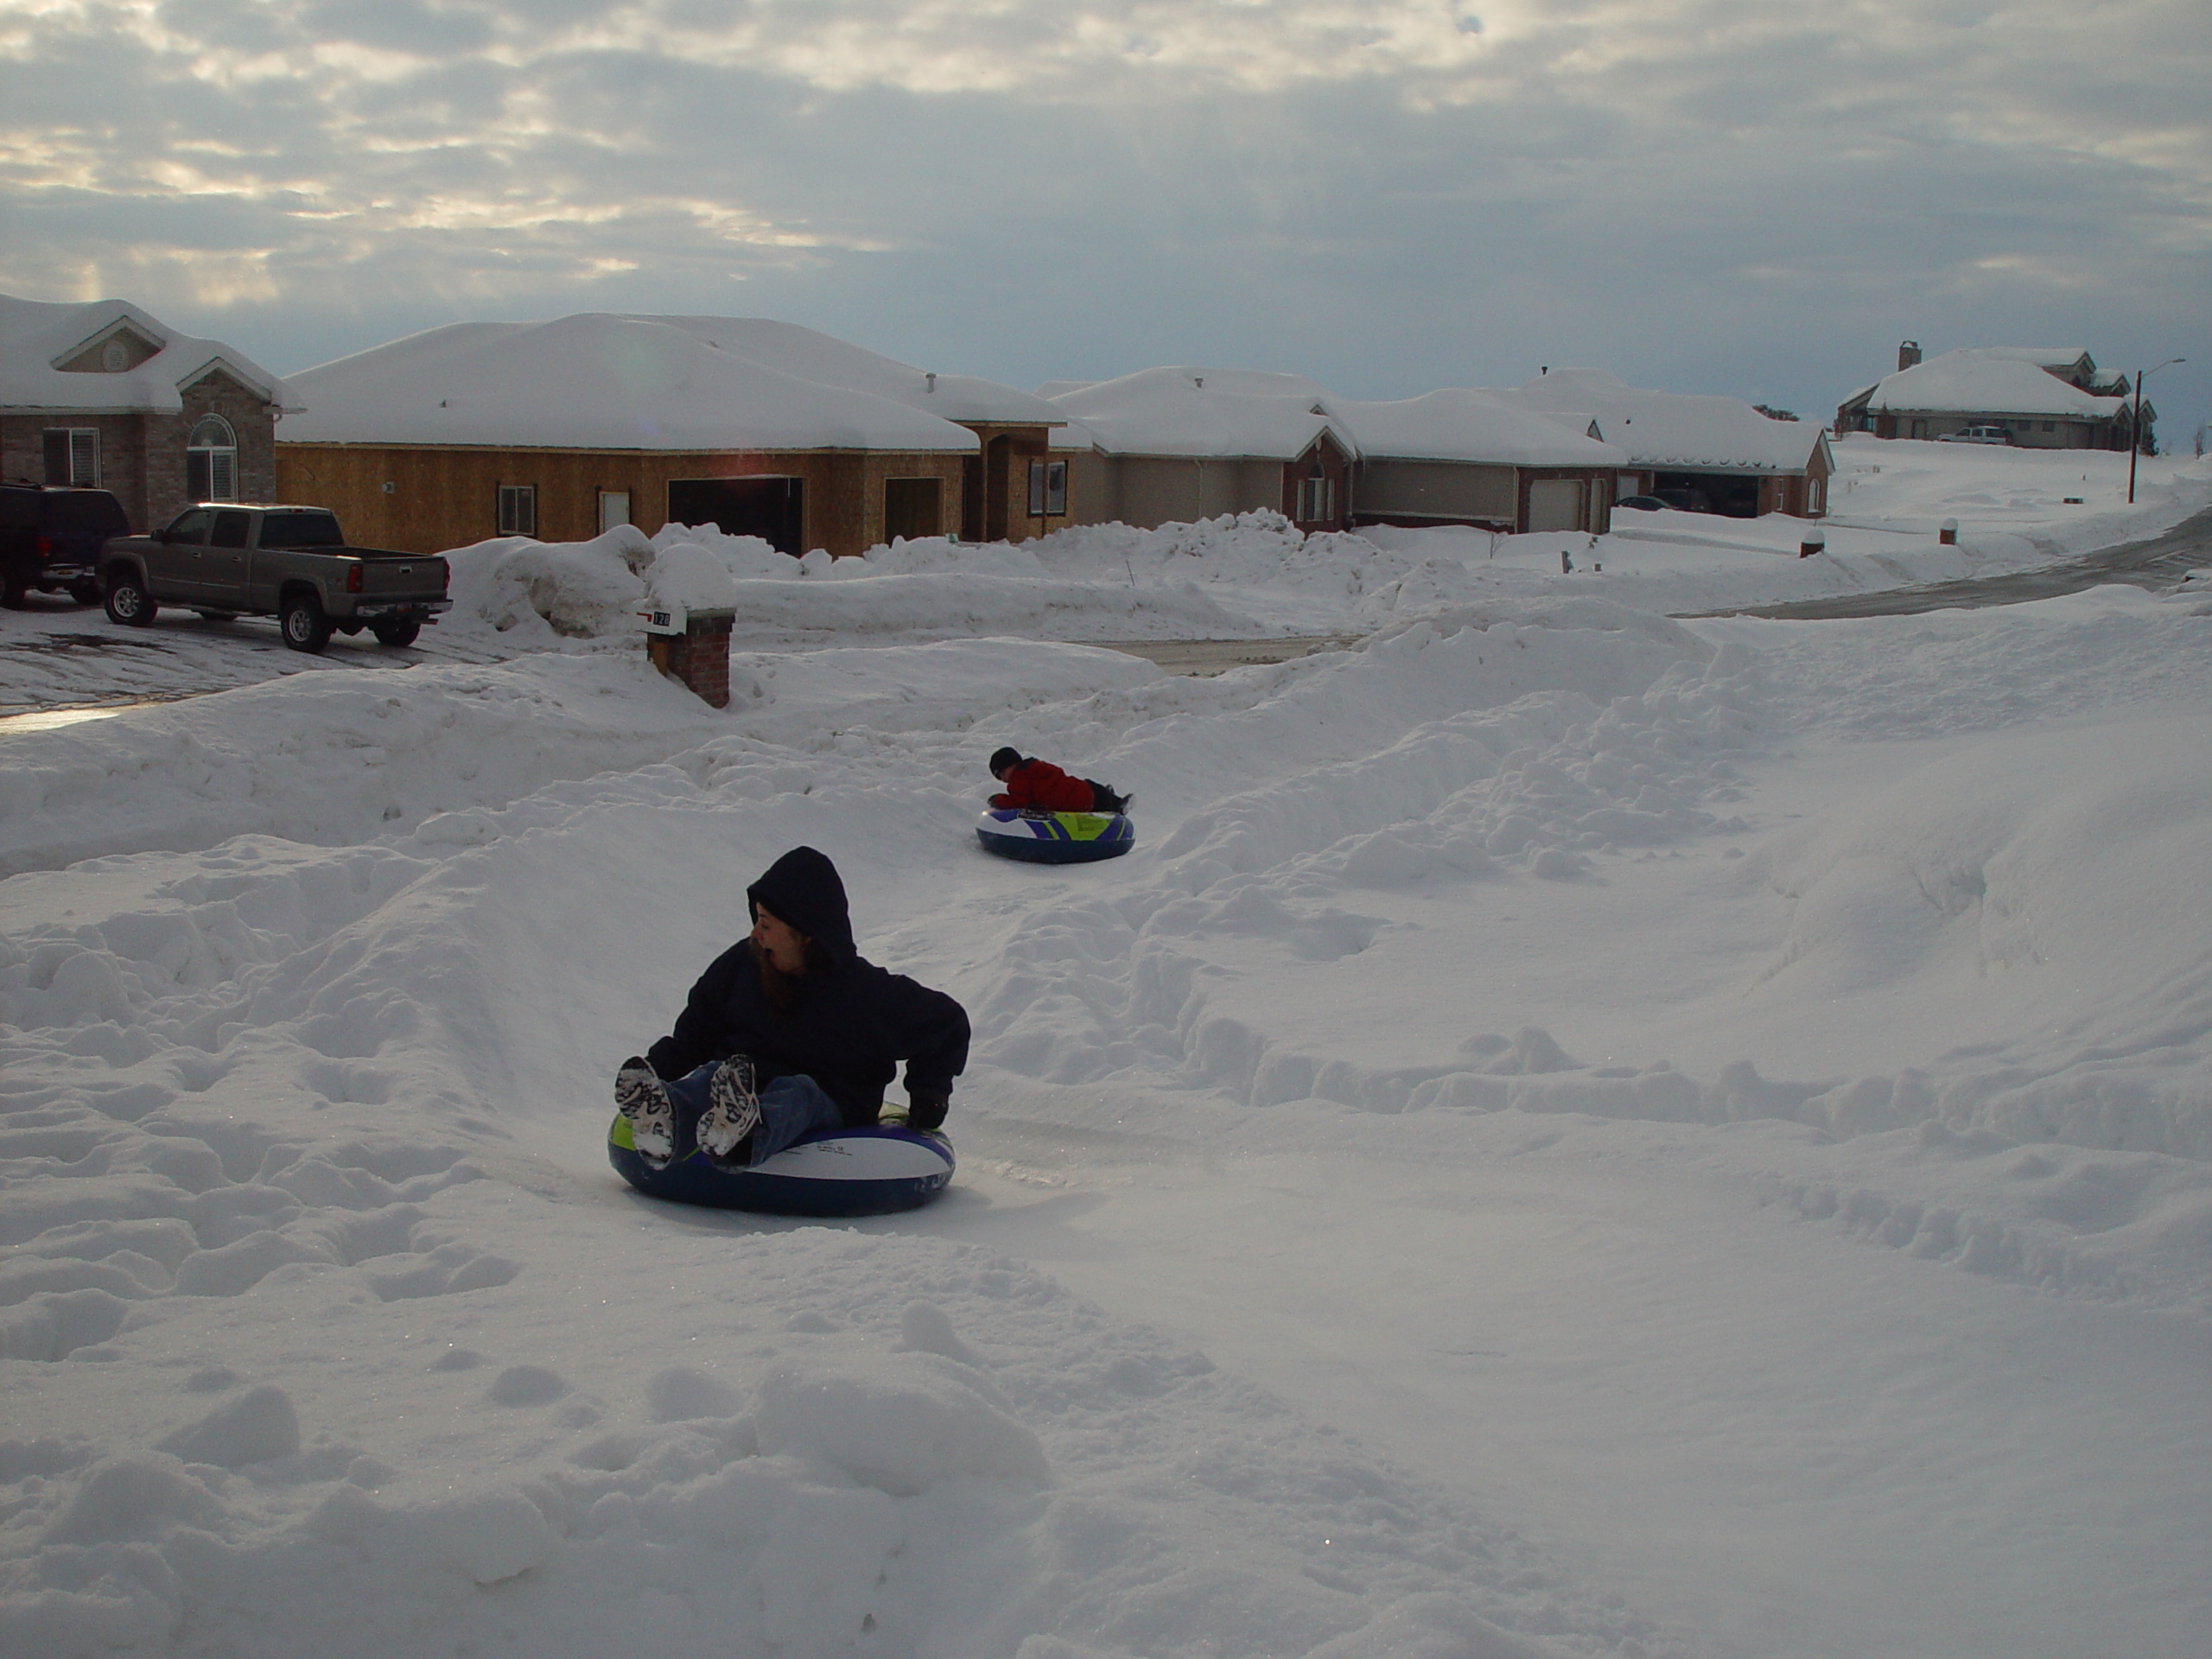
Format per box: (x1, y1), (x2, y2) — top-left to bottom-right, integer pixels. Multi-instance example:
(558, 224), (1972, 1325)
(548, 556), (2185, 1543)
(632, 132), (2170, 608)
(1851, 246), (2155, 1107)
(976, 807), (1135, 864)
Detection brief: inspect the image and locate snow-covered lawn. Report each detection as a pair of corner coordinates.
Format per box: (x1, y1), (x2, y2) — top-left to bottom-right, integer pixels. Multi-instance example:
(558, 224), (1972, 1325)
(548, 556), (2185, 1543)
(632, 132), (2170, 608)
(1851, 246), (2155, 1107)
(3, 442), (2209, 1659)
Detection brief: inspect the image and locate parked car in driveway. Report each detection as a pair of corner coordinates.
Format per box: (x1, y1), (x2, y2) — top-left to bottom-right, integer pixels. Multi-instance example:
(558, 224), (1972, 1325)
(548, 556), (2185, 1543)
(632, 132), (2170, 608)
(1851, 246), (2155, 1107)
(1938, 425), (2013, 445)
(1, 484), (130, 608)
(1652, 486), (1713, 513)
(1613, 494), (1669, 512)
(100, 503), (450, 652)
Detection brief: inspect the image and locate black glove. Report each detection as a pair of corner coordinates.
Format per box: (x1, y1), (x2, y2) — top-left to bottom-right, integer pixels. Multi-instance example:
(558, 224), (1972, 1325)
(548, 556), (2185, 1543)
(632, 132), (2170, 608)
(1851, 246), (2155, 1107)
(905, 1089), (950, 1132)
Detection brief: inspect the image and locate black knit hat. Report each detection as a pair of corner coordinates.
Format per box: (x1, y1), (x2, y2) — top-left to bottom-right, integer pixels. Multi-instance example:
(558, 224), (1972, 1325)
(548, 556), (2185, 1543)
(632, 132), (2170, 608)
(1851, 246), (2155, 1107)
(988, 747), (1022, 776)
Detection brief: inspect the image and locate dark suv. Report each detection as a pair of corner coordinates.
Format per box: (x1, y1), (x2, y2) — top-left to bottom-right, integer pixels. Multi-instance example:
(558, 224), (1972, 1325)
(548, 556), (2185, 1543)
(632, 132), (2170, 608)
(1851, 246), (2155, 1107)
(1, 485), (131, 608)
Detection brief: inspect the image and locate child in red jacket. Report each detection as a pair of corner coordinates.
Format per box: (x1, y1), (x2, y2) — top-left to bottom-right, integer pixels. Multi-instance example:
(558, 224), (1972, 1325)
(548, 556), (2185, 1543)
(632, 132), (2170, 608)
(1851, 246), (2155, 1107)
(988, 747), (1128, 814)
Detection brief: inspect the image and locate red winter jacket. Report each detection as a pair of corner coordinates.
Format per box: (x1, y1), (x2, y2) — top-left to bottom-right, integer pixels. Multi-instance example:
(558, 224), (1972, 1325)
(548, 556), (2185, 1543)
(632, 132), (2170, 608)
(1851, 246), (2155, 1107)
(990, 758), (1098, 813)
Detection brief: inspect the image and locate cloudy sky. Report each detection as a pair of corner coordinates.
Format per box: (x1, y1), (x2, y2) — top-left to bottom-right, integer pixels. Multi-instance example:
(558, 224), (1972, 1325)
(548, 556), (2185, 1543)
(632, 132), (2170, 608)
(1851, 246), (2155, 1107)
(4, 0), (2208, 440)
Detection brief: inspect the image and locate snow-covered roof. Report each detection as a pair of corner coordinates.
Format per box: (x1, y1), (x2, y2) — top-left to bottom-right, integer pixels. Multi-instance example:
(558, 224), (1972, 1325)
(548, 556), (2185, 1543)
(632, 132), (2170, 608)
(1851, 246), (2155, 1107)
(1503, 368), (1828, 473)
(0, 292), (299, 414)
(1046, 366), (1350, 461)
(1332, 387), (1624, 467)
(281, 315), (982, 452)
(1864, 351), (2126, 418)
(1960, 347), (2094, 373)
(632, 316), (1064, 428)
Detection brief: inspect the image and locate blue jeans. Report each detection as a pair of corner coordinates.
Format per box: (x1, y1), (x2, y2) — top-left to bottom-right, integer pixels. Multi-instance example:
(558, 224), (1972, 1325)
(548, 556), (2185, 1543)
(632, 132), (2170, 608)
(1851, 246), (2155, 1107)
(664, 1063), (845, 1166)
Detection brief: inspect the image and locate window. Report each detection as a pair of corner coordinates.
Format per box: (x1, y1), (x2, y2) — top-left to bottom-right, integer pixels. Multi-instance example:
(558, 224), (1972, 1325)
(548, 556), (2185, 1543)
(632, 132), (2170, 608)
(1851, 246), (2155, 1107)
(598, 491), (631, 535)
(165, 507), (216, 544)
(210, 510), (251, 548)
(41, 428), (99, 486)
(1027, 460), (1067, 518)
(186, 414), (238, 501)
(1297, 473), (1334, 524)
(498, 484), (537, 537)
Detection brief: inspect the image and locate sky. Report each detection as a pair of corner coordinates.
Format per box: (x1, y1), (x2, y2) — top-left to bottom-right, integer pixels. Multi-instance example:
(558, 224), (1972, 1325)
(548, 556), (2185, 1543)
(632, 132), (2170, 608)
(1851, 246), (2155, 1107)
(3, 0), (2209, 444)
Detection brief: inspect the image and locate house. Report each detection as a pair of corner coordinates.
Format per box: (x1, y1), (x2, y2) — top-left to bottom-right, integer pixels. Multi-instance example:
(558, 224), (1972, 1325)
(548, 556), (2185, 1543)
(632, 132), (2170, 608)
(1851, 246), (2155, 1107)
(1833, 343), (2140, 450)
(1503, 368), (1833, 519)
(1331, 387), (1624, 534)
(1045, 368), (1356, 533)
(1, 292), (300, 531)
(1043, 367), (1621, 536)
(276, 315), (1067, 557)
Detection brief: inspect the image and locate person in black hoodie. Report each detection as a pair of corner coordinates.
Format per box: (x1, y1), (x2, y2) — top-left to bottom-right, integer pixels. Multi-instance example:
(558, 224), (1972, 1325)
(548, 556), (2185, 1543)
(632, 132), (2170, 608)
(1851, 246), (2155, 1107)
(613, 845), (969, 1167)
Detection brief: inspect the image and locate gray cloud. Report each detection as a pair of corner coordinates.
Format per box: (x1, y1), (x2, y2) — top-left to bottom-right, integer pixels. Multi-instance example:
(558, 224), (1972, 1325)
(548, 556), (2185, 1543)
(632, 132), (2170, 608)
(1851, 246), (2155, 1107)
(2, 0), (2204, 437)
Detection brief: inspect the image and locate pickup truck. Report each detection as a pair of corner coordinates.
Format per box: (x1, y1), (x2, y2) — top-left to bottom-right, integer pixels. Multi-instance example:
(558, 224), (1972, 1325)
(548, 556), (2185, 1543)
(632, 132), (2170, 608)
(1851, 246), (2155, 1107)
(101, 504), (451, 653)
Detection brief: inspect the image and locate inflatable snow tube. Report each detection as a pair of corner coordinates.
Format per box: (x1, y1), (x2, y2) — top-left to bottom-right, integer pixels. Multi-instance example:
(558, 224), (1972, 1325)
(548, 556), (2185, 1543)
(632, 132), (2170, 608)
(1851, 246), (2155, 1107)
(608, 1116), (955, 1217)
(976, 807), (1135, 864)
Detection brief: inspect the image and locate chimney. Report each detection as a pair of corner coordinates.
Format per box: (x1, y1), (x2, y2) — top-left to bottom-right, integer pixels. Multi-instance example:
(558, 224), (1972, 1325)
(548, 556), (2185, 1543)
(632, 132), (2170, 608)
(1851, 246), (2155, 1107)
(1898, 340), (1922, 372)
(925, 372), (937, 393)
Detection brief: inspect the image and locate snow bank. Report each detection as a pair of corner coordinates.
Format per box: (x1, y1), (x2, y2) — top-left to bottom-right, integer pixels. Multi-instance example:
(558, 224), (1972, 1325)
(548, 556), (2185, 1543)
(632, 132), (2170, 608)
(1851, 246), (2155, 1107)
(4, 472), (2212, 1658)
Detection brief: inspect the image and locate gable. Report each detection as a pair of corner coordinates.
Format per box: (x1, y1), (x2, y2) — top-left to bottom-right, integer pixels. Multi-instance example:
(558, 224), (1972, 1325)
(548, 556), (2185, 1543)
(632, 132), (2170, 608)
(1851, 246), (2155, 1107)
(180, 362), (272, 408)
(55, 318), (167, 376)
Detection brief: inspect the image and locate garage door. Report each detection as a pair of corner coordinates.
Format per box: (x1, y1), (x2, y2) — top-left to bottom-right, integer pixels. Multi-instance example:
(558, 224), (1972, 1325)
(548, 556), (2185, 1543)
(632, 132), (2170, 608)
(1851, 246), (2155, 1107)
(1528, 479), (1586, 532)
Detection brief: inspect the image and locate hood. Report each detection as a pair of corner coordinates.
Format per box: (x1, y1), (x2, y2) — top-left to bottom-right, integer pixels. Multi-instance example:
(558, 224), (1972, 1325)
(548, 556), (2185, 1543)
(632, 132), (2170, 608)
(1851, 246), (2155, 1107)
(747, 845), (856, 963)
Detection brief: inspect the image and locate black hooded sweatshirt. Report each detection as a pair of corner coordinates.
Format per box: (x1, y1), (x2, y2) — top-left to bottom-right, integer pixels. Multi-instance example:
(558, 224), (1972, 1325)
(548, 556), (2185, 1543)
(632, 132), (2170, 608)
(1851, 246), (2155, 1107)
(645, 846), (969, 1126)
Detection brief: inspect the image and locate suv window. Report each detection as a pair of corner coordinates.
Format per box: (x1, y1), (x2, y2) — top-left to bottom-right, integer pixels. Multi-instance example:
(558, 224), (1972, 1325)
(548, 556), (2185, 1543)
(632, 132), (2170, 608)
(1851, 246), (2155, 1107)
(258, 511), (345, 548)
(211, 511), (252, 548)
(46, 492), (130, 533)
(167, 508), (216, 545)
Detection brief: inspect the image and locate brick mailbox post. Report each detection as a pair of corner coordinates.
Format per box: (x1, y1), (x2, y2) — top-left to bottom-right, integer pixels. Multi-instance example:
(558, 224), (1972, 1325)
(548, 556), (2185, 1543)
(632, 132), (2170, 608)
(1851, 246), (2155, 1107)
(639, 601), (737, 709)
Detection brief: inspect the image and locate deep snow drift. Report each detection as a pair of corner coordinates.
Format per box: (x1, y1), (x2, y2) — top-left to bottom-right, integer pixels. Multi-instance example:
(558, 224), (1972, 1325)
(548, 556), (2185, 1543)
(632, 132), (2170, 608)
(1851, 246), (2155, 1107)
(3, 442), (2209, 1659)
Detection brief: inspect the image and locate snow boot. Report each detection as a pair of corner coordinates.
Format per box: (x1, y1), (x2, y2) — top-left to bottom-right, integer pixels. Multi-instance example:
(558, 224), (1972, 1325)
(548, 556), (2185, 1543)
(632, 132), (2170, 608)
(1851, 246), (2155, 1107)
(697, 1055), (762, 1160)
(615, 1056), (676, 1163)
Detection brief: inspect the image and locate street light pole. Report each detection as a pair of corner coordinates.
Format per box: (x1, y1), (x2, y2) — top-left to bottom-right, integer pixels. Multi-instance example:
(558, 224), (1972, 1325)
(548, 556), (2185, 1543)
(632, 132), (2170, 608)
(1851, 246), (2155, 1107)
(2128, 357), (2186, 504)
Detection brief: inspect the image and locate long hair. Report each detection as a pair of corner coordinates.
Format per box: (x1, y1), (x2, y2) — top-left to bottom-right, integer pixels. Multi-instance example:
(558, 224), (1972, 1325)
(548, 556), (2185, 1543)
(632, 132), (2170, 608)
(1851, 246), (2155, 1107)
(757, 931), (836, 1019)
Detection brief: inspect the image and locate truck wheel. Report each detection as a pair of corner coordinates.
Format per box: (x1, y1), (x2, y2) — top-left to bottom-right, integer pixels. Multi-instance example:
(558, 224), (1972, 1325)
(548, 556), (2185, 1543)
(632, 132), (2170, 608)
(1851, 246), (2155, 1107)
(105, 571), (158, 626)
(280, 592), (332, 653)
(70, 580), (103, 607)
(372, 619), (423, 649)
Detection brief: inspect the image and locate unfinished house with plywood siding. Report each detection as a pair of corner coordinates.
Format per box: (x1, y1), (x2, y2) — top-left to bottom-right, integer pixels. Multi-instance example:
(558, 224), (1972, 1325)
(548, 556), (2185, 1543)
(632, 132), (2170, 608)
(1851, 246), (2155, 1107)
(276, 315), (1065, 558)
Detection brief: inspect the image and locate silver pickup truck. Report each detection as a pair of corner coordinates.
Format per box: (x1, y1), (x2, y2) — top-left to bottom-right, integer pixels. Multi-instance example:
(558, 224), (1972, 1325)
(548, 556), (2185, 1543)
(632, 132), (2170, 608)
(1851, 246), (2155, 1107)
(101, 504), (451, 653)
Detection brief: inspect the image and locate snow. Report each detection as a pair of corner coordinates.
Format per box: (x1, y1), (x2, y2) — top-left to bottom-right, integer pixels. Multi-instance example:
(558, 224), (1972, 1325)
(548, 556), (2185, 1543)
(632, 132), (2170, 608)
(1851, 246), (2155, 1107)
(1047, 366), (1347, 459)
(279, 315), (983, 452)
(3, 439), (2210, 1659)
(0, 293), (298, 414)
(631, 316), (1065, 429)
(1332, 388), (1624, 467)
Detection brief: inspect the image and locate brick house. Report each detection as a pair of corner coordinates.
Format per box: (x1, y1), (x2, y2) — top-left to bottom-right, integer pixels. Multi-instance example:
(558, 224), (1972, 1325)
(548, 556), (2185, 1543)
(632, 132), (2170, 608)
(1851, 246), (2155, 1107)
(1834, 343), (2141, 450)
(276, 315), (1065, 558)
(1, 293), (298, 532)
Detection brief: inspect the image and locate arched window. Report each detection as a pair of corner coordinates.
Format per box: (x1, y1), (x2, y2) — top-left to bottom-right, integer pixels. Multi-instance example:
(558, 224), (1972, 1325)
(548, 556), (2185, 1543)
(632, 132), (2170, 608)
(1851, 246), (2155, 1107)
(187, 414), (237, 501)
